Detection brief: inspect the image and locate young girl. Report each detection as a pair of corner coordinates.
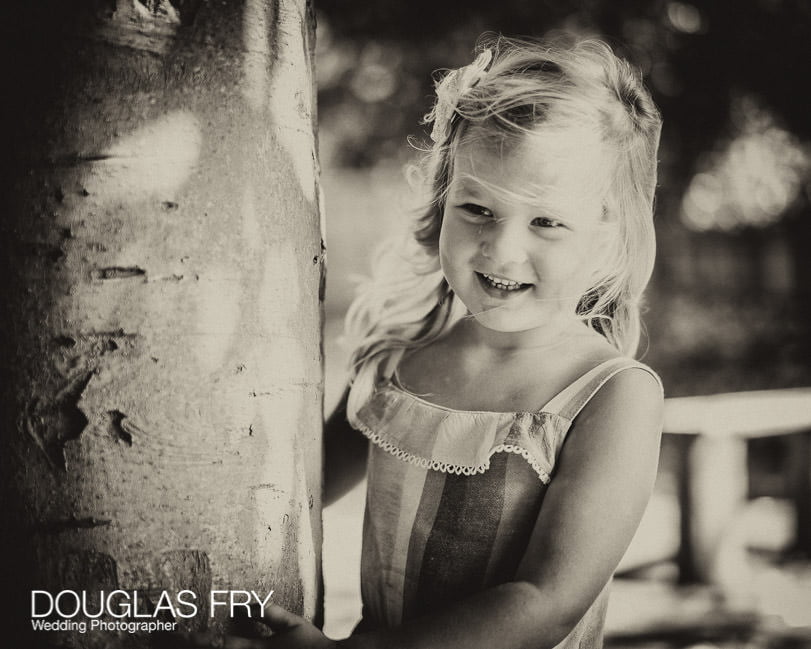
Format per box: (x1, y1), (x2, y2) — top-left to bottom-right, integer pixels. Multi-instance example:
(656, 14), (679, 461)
(227, 33), (663, 649)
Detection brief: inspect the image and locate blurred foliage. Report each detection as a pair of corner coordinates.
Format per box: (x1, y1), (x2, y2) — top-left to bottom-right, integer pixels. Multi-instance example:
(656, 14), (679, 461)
(681, 102), (810, 232)
(317, 0), (811, 172)
(316, 0), (811, 394)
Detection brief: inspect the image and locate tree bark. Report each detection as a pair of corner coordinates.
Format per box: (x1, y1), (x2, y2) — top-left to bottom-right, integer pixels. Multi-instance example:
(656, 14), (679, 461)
(0, 1), (323, 647)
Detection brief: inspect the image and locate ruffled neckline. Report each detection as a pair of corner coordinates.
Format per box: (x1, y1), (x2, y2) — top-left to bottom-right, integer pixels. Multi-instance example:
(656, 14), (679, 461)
(351, 381), (571, 484)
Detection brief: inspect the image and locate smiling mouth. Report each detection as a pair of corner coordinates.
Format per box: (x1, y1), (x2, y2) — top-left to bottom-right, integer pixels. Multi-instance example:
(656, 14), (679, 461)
(476, 272), (533, 293)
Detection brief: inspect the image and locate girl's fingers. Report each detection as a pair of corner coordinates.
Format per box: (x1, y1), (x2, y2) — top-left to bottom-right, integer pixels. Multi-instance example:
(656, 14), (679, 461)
(155, 605), (308, 647)
(222, 636), (265, 649)
(255, 603), (304, 629)
(153, 631), (232, 648)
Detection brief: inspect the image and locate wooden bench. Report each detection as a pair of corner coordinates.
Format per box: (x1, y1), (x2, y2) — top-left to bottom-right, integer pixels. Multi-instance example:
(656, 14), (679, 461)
(663, 387), (811, 583)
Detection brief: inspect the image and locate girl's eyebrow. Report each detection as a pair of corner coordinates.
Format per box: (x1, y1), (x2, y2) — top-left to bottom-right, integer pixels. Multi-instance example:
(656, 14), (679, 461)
(451, 177), (486, 197)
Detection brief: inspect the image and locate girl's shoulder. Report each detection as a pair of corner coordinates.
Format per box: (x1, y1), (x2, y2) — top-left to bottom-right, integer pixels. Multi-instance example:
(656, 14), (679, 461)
(539, 354), (663, 422)
(525, 329), (663, 420)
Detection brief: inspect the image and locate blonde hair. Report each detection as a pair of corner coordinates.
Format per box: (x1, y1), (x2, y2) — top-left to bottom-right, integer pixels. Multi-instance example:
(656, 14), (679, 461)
(345, 34), (662, 420)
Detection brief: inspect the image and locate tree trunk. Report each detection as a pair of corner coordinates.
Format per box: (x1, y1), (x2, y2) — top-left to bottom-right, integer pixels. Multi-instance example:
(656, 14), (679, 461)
(0, 1), (323, 647)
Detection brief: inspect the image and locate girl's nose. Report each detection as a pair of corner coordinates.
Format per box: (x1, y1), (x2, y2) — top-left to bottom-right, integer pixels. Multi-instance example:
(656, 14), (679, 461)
(479, 220), (529, 265)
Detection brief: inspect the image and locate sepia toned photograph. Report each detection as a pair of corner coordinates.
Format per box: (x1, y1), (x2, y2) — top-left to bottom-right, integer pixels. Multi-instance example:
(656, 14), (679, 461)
(1, 1), (809, 648)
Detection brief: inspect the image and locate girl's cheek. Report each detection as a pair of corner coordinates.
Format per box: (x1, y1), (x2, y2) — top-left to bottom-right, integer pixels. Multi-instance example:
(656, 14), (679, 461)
(442, 219), (477, 260)
(545, 245), (597, 292)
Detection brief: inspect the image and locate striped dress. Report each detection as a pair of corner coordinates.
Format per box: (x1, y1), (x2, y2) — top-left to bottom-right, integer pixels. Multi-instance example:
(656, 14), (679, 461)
(349, 357), (662, 648)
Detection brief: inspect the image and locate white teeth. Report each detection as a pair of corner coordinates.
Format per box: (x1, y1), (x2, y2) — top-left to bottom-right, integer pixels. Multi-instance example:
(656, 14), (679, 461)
(481, 273), (526, 291)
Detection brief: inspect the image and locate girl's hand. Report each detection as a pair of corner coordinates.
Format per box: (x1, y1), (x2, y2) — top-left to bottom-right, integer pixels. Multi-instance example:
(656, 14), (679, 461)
(246, 604), (336, 649)
(157, 605), (335, 649)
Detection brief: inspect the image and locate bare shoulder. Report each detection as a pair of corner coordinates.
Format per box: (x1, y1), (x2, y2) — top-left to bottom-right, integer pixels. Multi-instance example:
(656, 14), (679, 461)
(550, 364), (664, 501)
(575, 364), (664, 444)
(592, 364), (663, 409)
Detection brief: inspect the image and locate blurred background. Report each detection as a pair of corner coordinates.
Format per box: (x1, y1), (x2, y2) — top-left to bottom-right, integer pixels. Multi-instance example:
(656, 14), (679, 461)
(315, 1), (811, 647)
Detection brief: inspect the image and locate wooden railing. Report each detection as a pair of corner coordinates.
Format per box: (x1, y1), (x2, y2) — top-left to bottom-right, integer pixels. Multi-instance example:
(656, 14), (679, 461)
(663, 387), (811, 583)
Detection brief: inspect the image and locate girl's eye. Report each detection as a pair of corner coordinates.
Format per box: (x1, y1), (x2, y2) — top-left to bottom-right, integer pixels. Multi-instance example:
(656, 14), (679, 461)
(532, 216), (565, 229)
(459, 203), (494, 219)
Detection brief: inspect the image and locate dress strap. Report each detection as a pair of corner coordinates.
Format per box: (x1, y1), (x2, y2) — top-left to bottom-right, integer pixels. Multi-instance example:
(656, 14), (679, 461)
(541, 357), (663, 421)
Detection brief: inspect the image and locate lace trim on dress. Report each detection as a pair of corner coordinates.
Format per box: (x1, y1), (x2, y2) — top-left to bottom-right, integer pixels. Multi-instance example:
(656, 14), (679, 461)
(350, 358), (662, 490)
(353, 417), (553, 484)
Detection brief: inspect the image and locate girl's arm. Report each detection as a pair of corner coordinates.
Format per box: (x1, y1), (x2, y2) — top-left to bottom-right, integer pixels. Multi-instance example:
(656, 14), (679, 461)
(324, 387), (369, 506)
(337, 367), (664, 649)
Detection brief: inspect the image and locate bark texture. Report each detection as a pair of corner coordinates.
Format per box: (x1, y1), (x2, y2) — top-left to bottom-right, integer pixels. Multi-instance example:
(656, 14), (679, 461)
(0, 1), (323, 646)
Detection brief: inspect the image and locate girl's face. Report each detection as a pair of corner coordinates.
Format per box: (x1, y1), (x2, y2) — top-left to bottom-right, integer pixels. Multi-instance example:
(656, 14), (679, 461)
(439, 128), (615, 344)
